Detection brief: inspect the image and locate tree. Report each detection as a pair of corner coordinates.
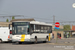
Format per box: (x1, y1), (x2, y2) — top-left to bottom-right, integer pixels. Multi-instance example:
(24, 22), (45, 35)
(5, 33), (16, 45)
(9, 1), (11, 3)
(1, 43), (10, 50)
(12, 16), (15, 20)
(6, 19), (9, 22)
(63, 25), (71, 31)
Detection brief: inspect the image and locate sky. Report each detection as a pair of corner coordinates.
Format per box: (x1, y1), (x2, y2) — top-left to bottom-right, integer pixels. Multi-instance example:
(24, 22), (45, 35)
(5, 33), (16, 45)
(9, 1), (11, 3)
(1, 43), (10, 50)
(0, 0), (75, 24)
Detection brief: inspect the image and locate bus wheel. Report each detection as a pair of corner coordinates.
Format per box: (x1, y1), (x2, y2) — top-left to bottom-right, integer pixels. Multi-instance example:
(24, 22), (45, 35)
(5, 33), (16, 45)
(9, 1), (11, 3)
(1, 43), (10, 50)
(34, 36), (37, 44)
(45, 36), (49, 42)
(0, 39), (2, 43)
(34, 39), (37, 44)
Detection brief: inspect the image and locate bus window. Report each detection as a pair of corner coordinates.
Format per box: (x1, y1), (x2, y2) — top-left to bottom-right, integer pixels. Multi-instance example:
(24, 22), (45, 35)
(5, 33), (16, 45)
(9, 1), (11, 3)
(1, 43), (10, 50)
(34, 25), (40, 33)
(43, 26), (48, 33)
(30, 24), (34, 33)
(47, 26), (52, 33)
(30, 24), (52, 33)
(30, 24), (41, 33)
(41, 25), (44, 33)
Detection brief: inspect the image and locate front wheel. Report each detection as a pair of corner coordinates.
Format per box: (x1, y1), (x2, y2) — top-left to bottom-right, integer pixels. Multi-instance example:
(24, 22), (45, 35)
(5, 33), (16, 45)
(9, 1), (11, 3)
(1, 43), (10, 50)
(34, 38), (37, 44)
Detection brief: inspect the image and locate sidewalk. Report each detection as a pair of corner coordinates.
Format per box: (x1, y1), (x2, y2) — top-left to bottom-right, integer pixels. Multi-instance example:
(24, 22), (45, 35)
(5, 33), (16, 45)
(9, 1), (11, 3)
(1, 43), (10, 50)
(53, 37), (75, 39)
(48, 42), (75, 46)
(50, 38), (75, 45)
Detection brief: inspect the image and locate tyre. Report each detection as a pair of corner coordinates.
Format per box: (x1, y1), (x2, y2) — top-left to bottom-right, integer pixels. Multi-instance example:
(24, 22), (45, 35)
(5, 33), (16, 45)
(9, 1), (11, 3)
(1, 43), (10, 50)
(45, 36), (49, 43)
(34, 38), (37, 44)
(0, 39), (2, 43)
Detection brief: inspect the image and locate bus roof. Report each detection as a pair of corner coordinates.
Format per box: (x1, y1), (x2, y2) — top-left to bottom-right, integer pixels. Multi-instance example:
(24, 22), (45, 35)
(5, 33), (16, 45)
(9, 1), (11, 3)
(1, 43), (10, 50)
(12, 21), (52, 26)
(30, 21), (52, 26)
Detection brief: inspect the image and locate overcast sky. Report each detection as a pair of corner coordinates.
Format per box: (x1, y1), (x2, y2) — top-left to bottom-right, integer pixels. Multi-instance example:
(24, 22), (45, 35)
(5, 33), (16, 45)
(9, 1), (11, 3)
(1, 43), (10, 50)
(0, 0), (75, 24)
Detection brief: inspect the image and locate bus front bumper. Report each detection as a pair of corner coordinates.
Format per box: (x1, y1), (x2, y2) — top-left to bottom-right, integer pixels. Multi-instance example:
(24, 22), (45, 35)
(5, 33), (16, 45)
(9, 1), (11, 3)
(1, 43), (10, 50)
(12, 38), (35, 42)
(12, 39), (31, 42)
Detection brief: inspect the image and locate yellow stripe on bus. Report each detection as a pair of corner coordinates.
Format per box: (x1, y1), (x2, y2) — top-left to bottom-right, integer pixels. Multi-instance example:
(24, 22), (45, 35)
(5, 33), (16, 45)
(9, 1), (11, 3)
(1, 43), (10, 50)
(21, 34), (25, 42)
(48, 33), (50, 41)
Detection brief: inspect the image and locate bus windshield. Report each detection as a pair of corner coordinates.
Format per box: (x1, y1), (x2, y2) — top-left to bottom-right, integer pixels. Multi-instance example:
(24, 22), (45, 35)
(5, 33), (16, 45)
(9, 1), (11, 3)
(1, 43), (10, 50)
(12, 22), (29, 35)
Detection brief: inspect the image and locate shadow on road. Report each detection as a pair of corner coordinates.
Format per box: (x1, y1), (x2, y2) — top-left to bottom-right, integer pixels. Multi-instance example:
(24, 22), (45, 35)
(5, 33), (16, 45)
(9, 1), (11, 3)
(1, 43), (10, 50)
(12, 42), (48, 45)
(0, 41), (50, 45)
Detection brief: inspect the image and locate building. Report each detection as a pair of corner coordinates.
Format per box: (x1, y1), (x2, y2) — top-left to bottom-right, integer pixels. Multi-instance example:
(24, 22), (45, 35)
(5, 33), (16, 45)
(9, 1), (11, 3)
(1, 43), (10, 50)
(0, 22), (11, 27)
(64, 25), (75, 38)
(52, 25), (64, 39)
(71, 25), (75, 37)
(0, 18), (35, 28)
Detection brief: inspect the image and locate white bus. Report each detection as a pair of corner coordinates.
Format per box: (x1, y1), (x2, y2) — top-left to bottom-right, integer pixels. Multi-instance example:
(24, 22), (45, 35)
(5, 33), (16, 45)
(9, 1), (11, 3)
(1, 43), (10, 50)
(9, 21), (52, 44)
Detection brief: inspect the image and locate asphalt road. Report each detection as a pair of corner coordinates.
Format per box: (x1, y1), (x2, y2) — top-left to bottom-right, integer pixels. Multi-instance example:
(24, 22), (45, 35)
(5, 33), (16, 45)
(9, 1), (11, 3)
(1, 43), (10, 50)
(0, 42), (75, 50)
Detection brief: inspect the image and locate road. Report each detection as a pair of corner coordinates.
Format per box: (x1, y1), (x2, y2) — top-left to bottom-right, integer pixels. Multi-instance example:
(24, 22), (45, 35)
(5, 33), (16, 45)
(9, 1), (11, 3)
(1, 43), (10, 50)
(0, 42), (75, 50)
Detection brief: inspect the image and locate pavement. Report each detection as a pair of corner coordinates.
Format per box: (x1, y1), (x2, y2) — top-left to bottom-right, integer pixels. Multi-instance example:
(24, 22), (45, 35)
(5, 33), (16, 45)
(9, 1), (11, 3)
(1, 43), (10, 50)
(0, 38), (75, 50)
(50, 38), (75, 44)
(0, 42), (75, 50)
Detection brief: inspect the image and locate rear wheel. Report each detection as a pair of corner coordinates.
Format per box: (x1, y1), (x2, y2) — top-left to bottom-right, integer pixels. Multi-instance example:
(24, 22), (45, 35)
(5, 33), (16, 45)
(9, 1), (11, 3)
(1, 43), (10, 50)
(45, 36), (49, 43)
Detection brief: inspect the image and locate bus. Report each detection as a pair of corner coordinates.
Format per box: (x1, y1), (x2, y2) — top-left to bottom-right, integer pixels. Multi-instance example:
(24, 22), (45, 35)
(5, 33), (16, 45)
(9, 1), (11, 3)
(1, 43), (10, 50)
(9, 21), (52, 44)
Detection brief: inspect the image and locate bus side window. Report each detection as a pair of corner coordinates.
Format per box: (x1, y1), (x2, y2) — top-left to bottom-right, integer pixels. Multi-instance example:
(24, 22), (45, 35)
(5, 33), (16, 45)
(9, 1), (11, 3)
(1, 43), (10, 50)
(33, 25), (41, 33)
(47, 26), (52, 33)
(41, 25), (44, 33)
(30, 24), (34, 33)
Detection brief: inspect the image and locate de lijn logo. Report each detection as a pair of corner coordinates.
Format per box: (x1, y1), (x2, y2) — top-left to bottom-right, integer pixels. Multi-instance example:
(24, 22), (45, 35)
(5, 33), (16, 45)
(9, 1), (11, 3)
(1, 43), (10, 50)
(55, 22), (60, 29)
